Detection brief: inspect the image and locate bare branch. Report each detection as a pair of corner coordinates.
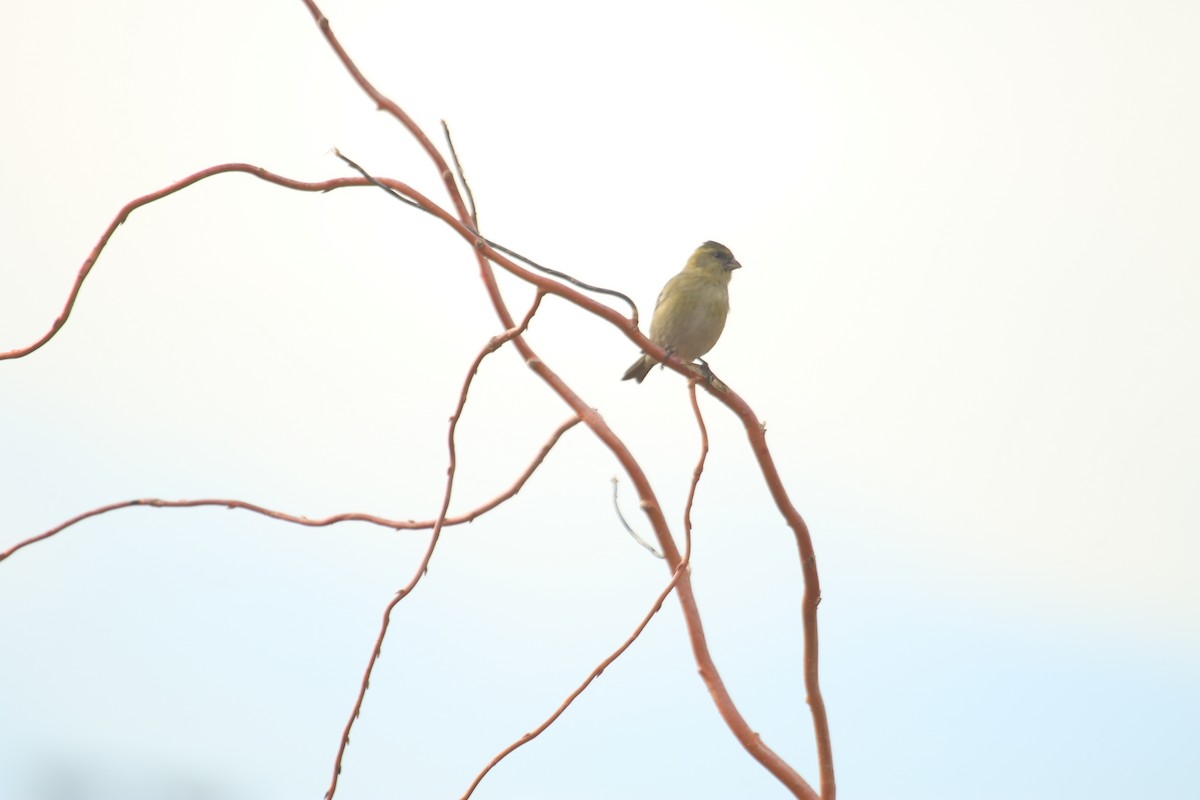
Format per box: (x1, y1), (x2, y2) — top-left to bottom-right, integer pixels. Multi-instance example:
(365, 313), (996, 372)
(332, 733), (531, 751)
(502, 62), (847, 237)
(708, 385), (835, 797)
(684, 378), (711, 557)
(442, 120), (479, 232)
(335, 150), (638, 320)
(324, 293), (544, 799)
(460, 559), (691, 799)
(0, 417), (579, 566)
(299, 0), (468, 222)
(0, 167), (369, 362)
(3, 4), (833, 797)
(460, 381), (715, 800)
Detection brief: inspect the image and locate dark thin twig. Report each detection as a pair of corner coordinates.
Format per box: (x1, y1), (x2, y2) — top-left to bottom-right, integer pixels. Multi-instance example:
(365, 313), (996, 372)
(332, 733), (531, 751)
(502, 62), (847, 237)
(610, 477), (664, 559)
(483, 239), (638, 326)
(334, 150), (638, 323)
(334, 149), (424, 211)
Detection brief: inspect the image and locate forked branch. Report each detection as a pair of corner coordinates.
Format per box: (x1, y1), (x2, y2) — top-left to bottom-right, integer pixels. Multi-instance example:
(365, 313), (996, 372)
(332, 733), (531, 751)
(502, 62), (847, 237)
(299, 8), (832, 790)
(2, 2), (834, 797)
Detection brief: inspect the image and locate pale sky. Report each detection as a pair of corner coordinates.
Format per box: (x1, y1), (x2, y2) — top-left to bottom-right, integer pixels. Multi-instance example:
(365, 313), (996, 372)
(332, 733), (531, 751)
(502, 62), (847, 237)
(2, 1), (1197, 798)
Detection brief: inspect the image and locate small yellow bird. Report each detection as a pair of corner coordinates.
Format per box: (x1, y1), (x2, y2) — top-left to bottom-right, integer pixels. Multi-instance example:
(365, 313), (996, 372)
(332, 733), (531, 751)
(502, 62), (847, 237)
(622, 241), (742, 382)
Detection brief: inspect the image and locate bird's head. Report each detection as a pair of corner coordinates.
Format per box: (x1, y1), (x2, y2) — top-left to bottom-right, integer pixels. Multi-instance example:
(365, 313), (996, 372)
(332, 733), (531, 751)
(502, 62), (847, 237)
(688, 241), (742, 278)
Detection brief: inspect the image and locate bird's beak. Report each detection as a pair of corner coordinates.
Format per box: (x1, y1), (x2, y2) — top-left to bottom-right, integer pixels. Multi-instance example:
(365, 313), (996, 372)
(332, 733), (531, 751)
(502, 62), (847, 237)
(727, 259), (742, 271)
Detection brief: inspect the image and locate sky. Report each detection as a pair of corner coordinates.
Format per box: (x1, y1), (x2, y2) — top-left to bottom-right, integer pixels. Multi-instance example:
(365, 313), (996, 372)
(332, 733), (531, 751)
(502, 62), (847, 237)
(2, 1), (1198, 798)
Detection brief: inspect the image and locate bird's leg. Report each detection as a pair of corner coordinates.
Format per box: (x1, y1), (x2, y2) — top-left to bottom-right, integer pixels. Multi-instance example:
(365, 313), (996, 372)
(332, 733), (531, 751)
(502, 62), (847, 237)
(694, 357), (717, 385)
(658, 345), (677, 372)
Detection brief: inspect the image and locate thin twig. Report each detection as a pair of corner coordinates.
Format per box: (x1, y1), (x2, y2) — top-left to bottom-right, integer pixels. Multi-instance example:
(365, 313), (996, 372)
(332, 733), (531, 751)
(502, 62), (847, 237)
(684, 379), (710, 558)
(324, 295), (545, 800)
(459, 380), (715, 797)
(0, 166), (369, 362)
(0, 418), (580, 566)
(441, 121), (478, 232)
(301, 0), (467, 220)
(5, 3), (832, 793)
(1, 163), (639, 374)
(334, 150), (638, 322)
(460, 549), (691, 799)
(0, 152), (826, 800)
(610, 477), (664, 558)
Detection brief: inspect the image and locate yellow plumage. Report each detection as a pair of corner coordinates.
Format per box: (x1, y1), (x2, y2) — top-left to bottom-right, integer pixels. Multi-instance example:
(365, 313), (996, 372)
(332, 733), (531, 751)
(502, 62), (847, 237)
(622, 241), (741, 382)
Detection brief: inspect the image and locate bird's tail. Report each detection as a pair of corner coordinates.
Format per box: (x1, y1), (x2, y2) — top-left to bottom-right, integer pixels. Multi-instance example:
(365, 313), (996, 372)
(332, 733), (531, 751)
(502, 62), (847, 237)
(621, 354), (656, 383)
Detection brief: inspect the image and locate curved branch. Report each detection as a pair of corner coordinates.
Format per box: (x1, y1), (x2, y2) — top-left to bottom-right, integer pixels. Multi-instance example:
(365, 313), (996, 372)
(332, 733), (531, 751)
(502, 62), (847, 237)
(300, 0), (469, 224)
(0, 167), (370, 362)
(324, 294), (544, 799)
(460, 381), (715, 797)
(703, 390), (835, 796)
(3, 160), (664, 380)
(2, 2), (833, 795)
(0, 416), (580, 566)
(460, 563), (689, 799)
(0, 159), (828, 800)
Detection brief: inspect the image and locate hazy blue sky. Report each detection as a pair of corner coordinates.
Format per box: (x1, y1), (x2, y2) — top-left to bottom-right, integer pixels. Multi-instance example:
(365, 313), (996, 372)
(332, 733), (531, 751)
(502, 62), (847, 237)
(2, 1), (1197, 798)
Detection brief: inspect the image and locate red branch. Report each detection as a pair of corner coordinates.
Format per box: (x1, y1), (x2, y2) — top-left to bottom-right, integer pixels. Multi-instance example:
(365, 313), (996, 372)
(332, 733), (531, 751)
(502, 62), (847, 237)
(1, 168), (365, 363)
(459, 377), (714, 797)
(0, 416), (580, 565)
(460, 376), (715, 796)
(3, 2), (834, 797)
(459, 564), (690, 799)
(684, 378), (710, 554)
(323, 294), (545, 799)
(0, 160), (829, 796)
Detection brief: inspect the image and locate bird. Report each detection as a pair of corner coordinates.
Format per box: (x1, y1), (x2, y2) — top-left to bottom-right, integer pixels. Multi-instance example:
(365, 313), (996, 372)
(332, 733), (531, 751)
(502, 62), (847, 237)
(622, 241), (741, 383)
